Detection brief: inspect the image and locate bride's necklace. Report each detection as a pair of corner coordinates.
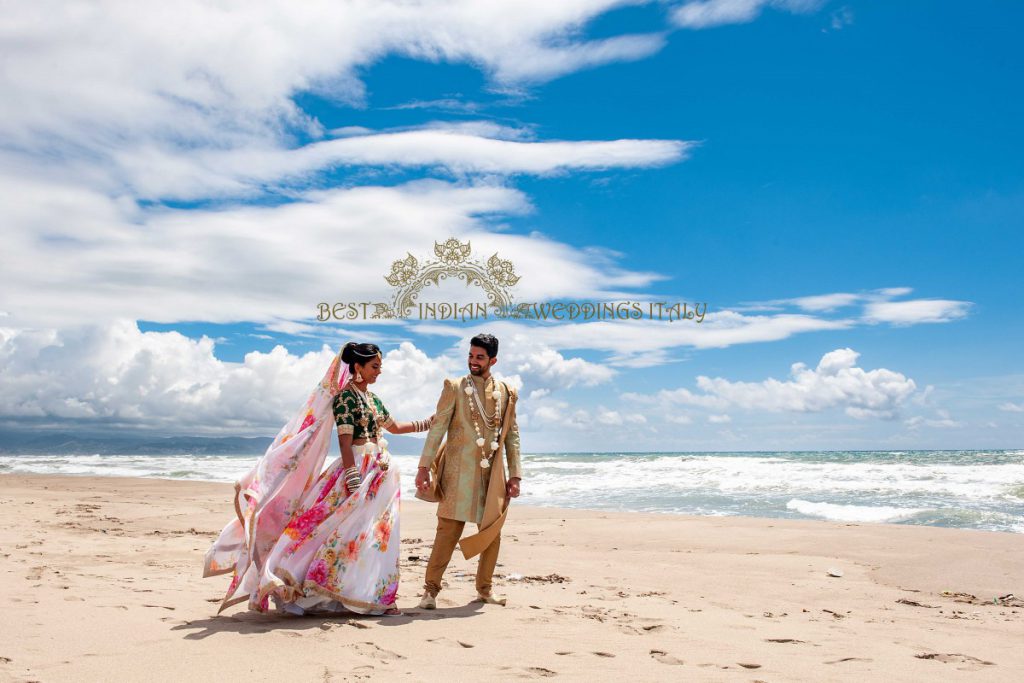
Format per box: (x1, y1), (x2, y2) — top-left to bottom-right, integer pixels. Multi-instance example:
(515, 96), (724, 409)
(347, 380), (379, 434)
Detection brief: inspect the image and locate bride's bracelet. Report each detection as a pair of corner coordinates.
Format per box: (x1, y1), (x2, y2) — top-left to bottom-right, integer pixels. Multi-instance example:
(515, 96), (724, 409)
(344, 466), (361, 489)
(412, 415), (435, 432)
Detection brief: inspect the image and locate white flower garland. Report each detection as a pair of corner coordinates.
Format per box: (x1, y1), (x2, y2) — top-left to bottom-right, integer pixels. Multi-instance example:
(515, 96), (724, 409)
(465, 375), (501, 469)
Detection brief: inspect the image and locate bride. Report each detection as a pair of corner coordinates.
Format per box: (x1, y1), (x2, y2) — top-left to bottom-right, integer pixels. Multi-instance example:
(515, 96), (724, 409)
(203, 341), (434, 616)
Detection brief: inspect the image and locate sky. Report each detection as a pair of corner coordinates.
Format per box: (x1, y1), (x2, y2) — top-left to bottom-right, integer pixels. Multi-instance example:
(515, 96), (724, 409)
(0, 0), (1021, 452)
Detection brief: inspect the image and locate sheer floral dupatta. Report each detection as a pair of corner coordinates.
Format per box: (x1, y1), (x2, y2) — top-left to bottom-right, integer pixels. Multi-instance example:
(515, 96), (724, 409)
(204, 348), (349, 614)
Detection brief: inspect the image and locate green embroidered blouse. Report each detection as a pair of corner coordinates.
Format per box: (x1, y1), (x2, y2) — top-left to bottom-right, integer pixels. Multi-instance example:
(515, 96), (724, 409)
(333, 387), (394, 440)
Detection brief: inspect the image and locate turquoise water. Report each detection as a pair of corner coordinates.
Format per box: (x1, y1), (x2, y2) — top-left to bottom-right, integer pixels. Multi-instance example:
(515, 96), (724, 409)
(2, 449), (1022, 533)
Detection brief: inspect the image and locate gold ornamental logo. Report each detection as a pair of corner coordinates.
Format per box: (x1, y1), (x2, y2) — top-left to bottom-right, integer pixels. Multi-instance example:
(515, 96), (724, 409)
(316, 236), (707, 323)
(381, 237), (520, 318)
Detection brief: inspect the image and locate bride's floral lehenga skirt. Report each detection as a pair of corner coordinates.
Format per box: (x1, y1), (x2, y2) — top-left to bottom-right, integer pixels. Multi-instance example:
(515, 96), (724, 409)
(215, 442), (401, 616)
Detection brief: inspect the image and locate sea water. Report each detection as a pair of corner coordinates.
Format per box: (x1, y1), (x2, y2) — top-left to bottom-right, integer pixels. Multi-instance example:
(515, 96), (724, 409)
(2, 449), (1022, 533)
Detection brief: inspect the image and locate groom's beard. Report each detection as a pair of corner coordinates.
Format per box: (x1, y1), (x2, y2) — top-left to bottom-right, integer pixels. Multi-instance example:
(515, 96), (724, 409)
(468, 364), (485, 375)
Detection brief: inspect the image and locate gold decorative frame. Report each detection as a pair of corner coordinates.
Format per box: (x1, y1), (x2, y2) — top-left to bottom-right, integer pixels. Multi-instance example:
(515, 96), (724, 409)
(379, 237), (520, 318)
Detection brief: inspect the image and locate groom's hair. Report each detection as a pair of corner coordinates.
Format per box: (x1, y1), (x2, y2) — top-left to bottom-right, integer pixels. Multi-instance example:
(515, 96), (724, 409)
(469, 333), (498, 358)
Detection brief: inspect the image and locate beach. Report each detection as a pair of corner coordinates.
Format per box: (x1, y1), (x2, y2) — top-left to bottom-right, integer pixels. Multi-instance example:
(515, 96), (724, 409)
(1, 473), (1022, 682)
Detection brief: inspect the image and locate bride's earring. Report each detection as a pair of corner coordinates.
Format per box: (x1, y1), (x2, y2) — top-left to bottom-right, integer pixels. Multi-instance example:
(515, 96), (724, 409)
(355, 370), (364, 383)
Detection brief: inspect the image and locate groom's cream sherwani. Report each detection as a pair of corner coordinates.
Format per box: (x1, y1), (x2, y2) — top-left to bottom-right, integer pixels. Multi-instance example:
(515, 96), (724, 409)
(419, 373), (521, 598)
(418, 374), (521, 525)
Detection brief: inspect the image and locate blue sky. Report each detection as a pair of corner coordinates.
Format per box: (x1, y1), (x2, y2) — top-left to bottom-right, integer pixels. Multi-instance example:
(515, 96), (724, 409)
(1, 0), (1021, 451)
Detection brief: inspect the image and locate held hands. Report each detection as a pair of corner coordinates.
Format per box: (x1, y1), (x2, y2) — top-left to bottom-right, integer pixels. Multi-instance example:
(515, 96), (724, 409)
(415, 467), (431, 492)
(506, 477), (521, 499)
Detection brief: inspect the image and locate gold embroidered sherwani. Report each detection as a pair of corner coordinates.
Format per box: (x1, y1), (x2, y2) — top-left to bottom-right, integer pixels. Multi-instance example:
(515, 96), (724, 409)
(419, 374), (522, 525)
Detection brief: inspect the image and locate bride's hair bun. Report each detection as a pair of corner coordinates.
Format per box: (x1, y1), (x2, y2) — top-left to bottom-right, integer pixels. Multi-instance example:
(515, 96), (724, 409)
(341, 341), (381, 372)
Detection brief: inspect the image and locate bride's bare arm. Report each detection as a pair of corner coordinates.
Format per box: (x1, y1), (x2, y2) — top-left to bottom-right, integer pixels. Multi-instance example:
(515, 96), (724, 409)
(385, 415), (434, 435)
(338, 431), (357, 470)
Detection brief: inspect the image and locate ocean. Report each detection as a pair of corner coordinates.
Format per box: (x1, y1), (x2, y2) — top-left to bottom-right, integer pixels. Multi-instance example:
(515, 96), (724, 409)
(2, 449), (1023, 533)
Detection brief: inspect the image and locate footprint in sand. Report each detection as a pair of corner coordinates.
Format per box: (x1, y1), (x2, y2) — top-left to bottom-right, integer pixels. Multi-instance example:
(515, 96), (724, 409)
(427, 637), (474, 648)
(524, 667), (557, 678)
(351, 642), (405, 661)
(915, 653), (995, 671)
(825, 657), (872, 664)
(650, 650), (684, 665)
(592, 652), (615, 658)
(765, 638), (805, 644)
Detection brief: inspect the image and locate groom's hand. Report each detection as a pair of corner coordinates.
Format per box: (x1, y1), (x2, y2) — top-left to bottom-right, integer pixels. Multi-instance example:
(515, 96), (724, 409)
(415, 467), (431, 491)
(506, 477), (521, 498)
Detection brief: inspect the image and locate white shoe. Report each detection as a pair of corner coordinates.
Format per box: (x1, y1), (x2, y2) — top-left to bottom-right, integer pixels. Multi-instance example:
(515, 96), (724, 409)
(417, 592), (437, 610)
(474, 592), (507, 606)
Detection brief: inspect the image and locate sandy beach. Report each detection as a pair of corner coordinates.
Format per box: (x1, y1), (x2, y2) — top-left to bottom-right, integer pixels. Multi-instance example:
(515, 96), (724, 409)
(1, 474), (1022, 682)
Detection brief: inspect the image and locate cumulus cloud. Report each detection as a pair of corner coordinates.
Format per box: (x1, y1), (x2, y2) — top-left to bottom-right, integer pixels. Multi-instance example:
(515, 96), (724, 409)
(671, 0), (821, 29)
(502, 336), (616, 389)
(625, 348), (918, 419)
(371, 341), (457, 420)
(0, 320), (339, 433)
(0, 323), (512, 434)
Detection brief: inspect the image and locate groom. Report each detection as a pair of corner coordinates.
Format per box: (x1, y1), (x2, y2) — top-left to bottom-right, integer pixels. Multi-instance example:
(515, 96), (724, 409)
(415, 333), (522, 608)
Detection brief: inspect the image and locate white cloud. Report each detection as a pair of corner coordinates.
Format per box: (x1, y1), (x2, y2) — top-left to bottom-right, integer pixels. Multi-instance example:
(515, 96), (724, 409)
(0, 324), (492, 433)
(1, 1), (680, 202)
(372, 341), (457, 421)
(707, 413), (731, 423)
(904, 410), (963, 430)
(0, 320), (339, 432)
(737, 289), (973, 329)
(998, 402), (1024, 413)
(89, 125), (692, 201)
(785, 292), (862, 312)
(414, 310), (855, 364)
(863, 299), (972, 325)
(627, 348), (918, 419)
(829, 6), (854, 31)
(671, 0), (821, 29)
(503, 337), (616, 389)
(0, 178), (675, 329)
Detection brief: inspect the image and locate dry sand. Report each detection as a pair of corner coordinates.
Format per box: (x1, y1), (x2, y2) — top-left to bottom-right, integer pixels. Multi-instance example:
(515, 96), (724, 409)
(1, 474), (1022, 682)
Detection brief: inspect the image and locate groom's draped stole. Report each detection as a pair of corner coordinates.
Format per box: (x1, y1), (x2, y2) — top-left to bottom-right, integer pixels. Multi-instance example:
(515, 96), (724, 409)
(203, 348), (349, 613)
(457, 384), (518, 559)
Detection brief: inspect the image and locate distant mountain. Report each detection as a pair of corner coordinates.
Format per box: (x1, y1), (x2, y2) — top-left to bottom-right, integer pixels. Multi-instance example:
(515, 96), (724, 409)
(0, 430), (427, 456)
